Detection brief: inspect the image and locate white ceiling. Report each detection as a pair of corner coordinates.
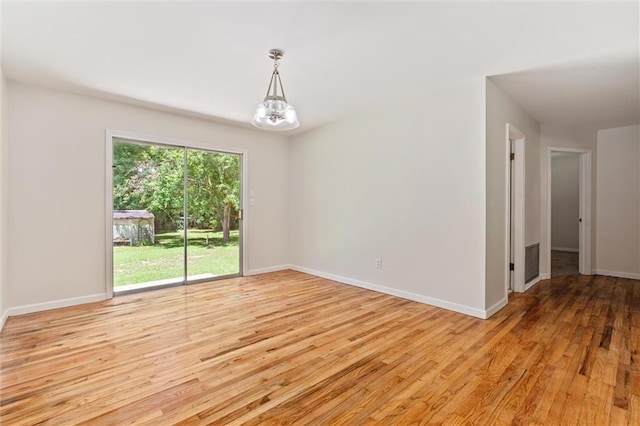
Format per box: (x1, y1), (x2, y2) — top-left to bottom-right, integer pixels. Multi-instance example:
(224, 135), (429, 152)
(491, 58), (639, 131)
(2, 1), (638, 133)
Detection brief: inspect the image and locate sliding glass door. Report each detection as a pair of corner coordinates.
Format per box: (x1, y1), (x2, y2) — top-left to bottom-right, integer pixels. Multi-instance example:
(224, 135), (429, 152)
(111, 138), (242, 294)
(186, 150), (241, 281)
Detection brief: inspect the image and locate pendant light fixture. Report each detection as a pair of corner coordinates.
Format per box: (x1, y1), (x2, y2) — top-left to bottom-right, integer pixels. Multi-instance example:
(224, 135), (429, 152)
(251, 49), (300, 131)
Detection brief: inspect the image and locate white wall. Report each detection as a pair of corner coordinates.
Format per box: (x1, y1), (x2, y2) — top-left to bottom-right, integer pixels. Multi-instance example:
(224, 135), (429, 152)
(596, 125), (640, 278)
(551, 154), (579, 251)
(485, 79), (540, 310)
(0, 7), (9, 327)
(539, 125), (597, 276)
(0, 72), (6, 328)
(7, 82), (291, 311)
(290, 79), (488, 318)
(0, 72), (7, 328)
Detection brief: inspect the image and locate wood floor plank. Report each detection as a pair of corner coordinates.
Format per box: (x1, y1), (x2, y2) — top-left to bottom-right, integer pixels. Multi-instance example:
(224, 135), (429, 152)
(1, 271), (638, 424)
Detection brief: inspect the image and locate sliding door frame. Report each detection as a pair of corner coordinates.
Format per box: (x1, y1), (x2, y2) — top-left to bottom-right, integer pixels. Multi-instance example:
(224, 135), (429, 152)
(105, 129), (248, 298)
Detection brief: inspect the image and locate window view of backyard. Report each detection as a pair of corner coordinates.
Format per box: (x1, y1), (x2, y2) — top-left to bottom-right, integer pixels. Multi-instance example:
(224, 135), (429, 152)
(112, 141), (241, 289)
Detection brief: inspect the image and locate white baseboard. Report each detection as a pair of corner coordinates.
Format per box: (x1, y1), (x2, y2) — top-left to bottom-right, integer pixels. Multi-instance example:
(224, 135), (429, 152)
(245, 264), (292, 276)
(291, 265), (489, 319)
(594, 270), (640, 280)
(524, 275), (545, 291)
(551, 247), (579, 253)
(6, 293), (107, 317)
(538, 273), (551, 280)
(485, 298), (508, 318)
(0, 309), (8, 331)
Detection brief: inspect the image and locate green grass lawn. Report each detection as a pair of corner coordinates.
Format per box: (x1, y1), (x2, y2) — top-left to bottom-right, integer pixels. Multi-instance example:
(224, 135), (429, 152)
(113, 229), (239, 286)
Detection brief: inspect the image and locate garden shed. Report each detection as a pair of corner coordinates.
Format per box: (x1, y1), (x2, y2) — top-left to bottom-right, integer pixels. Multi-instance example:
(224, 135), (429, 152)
(113, 210), (155, 245)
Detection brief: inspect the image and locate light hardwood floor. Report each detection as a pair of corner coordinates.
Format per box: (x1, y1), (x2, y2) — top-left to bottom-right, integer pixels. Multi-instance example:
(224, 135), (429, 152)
(1, 270), (638, 425)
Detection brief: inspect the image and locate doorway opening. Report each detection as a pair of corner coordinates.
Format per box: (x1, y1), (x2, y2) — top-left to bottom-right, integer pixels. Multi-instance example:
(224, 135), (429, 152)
(550, 152), (580, 276)
(547, 147), (592, 277)
(107, 134), (244, 296)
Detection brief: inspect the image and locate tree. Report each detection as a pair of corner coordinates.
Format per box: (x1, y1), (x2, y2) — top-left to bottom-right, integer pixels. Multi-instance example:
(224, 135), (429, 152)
(113, 141), (241, 241)
(187, 151), (240, 242)
(113, 142), (184, 232)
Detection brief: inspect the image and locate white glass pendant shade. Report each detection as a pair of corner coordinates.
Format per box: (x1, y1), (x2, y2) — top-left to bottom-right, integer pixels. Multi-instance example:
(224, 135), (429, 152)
(252, 96), (299, 131)
(251, 49), (300, 131)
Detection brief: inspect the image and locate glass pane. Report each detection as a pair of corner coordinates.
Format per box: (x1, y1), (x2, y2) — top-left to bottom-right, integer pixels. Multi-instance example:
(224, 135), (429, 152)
(186, 150), (241, 281)
(112, 140), (185, 291)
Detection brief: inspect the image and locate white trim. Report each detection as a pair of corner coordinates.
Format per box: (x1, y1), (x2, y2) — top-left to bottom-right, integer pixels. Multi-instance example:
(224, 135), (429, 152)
(578, 151), (592, 275)
(291, 265), (489, 319)
(106, 129), (248, 156)
(524, 275), (544, 291)
(504, 127), (511, 297)
(539, 273), (551, 280)
(105, 129), (249, 296)
(240, 151), (249, 277)
(245, 264), (292, 276)
(105, 130), (114, 298)
(551, 247), (579, 253)
(1, 309), (8, 330)
(485, 298), (508, 318)
(6, 293), (107, 317)
(506, 124), (526, 294)
(594, 270), (640, 280)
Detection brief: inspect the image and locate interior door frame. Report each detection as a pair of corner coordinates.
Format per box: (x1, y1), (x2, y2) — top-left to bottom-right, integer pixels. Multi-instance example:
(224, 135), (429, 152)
(505, 123), (526, 294)
(546, 146), (592, 276)
(105, 129), (248, 298)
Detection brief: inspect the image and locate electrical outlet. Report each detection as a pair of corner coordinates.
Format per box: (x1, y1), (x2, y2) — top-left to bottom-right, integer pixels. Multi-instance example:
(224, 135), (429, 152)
(375, 258), (382, 269)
